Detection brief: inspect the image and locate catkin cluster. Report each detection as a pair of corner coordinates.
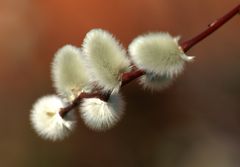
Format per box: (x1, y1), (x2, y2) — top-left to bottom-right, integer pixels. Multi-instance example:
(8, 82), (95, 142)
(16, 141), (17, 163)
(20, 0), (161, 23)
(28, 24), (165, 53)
(30, 29), (193, 141)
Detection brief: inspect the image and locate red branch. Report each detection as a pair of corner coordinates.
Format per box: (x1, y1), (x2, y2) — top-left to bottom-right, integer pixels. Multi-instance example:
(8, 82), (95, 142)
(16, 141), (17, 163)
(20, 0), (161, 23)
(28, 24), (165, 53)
(181, 4), (240, 52)
(59, 4), (240, 117)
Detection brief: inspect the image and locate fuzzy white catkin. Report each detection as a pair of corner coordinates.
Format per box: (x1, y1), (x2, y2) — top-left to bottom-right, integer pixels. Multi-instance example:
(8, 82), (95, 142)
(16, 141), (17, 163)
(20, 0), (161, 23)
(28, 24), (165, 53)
(80, 93), (125, 131)
(82, 29), (130, 91)
(140, 73), (173, 91)
(52, 45), (90, 102)
(129, 32), (194, 77)
(30, 95), (76, 141)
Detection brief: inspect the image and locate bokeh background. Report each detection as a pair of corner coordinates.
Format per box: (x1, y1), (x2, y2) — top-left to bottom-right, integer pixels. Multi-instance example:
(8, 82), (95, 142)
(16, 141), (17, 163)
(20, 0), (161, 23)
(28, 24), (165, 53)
(0, 0), (240, 166)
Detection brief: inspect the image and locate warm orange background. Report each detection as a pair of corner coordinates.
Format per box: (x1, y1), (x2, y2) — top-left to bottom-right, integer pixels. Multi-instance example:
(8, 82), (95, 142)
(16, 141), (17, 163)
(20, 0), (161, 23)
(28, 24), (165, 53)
(0, 0), (240, 167)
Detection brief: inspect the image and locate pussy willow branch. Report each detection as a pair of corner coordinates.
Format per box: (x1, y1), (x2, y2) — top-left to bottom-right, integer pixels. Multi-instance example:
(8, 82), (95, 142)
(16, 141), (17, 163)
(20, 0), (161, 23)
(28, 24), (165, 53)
(181, 4), (240, 52)
(60, 4), (240, 117)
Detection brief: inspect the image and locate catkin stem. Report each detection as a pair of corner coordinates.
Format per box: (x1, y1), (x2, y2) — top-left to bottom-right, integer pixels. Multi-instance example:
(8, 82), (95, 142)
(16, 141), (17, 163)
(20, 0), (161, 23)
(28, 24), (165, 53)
(60, 4), (240, 118)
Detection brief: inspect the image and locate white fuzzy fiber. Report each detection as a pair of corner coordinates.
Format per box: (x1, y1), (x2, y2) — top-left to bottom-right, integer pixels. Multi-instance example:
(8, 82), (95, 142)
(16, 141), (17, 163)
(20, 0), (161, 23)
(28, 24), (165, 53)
(30, 95), (76, 141)
(82, 29), (130, 91)
(80, 93), (125, 131)
(52, 45), (90, 101)
(129, 32), (193, 77)
(140, 73), (173, 91)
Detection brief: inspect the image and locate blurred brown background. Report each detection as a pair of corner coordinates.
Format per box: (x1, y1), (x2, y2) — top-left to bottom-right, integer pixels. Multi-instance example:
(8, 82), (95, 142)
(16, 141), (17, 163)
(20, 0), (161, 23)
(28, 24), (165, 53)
(0, 0), (240, 167)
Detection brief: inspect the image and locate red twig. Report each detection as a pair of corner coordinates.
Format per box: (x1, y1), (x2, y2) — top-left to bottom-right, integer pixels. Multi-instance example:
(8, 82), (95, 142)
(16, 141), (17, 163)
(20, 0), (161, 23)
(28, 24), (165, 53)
(59, 4), (240, 117)
(59, 92), (110, 117)
(181, 4), (240, 52)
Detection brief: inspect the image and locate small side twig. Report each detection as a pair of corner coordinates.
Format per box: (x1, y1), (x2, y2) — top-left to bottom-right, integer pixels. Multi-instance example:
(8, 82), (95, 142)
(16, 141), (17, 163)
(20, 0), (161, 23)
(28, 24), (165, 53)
(60, 4), (240, 118)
